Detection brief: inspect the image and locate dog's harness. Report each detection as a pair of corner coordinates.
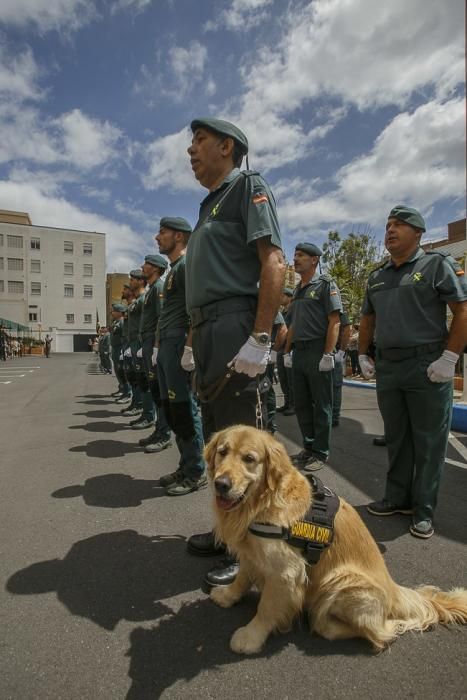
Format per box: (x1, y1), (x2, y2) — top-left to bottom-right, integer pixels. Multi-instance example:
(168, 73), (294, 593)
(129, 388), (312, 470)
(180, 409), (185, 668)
(248, 475), (340, 565)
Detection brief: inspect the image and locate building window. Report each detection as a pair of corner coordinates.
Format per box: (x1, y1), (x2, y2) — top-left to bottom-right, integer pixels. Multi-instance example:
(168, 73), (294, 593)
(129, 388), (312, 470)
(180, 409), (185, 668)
(64, 241), (74, 254)
(0, 234), (3, 246)
(83, 242), (93, 256)
(66, 314), (75, 324)
(0, 257), (3, 269)
(84, 314), (92, 324)
(30, 237), (40, 250)
(31, 282), (41, 295)
(0, 280), (4, 292)
(83, 264), (93, 276)
(83, 285), (93, 298)
(8, 280), (24, 294)
(8, 257), (24, 271)
(8, 235), (23, 248)
(29, 312), (38, 322)
(30, 259), (41, 273)
(64, 284), (74, 297)
(64, 262), (74, 275)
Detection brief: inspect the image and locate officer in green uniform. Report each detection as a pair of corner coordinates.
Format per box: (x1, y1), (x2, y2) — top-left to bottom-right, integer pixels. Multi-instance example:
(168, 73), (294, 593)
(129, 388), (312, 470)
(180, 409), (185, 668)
(185, 117), (285, 585)
(155, 217), (206, 496)
(110, 303), (131, 398)
(99, 328), (112, 374)
(359, 205), (467, 539)
(138, 254), (172, 453)
(265, 311), (287, 434)
(276, 288), (295, 415)
(284, 242), (342, 471)
(117, 285), (140, 414)
(332, 310), (351, 426)
(127, 270), (155, 430)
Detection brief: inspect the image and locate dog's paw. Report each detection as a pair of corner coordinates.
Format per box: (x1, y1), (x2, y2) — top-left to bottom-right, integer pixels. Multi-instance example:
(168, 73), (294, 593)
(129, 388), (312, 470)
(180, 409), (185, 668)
(210, 586), (237, 608)
(230, 625), (265, 655)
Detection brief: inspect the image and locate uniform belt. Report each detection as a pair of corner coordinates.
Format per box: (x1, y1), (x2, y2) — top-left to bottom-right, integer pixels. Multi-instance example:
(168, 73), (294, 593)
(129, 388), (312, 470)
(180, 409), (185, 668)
(294, 339), (325, 350)
(377, 342), (444, 362)
(190, 296), (257, 328)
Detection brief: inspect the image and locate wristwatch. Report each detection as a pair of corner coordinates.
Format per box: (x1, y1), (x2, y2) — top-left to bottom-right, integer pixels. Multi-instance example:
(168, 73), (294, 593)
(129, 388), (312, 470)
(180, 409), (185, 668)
(252, 332), (271, 346)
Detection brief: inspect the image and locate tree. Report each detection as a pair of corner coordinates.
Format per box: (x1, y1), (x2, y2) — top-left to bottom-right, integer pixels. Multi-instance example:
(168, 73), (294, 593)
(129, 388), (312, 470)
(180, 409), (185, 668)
(322, 230), (382, 321)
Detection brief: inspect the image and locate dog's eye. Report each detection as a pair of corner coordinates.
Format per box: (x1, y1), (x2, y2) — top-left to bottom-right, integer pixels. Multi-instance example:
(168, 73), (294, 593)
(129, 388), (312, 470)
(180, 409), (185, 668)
(242, 454), (256, 464)
(218, 447), (228, 457)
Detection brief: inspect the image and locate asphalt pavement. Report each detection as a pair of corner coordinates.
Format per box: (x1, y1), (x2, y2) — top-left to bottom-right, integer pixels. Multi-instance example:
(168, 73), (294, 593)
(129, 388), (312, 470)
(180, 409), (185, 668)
(1, 353), (466, 700)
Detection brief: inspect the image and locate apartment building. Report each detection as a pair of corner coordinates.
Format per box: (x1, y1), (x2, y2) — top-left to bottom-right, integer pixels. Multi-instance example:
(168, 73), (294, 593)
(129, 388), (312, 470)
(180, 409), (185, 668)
(0, 210), (106, 352)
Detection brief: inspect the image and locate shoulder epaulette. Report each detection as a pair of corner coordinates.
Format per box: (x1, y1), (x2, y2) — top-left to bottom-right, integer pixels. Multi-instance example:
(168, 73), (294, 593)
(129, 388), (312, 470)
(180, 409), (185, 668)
(425, 249), (449, 257)
(370, 259), (389, 273)
(242, 170), (261, 177)
(319, 273), (333, 283)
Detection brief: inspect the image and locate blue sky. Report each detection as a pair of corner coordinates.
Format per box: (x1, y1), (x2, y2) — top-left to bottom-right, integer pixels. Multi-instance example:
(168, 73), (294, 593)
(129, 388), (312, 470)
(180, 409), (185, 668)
(0, 0), (464, 271)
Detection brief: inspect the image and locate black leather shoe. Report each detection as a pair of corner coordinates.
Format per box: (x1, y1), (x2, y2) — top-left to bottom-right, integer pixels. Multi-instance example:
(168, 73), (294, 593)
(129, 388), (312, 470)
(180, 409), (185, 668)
(373, 436), (386, 447)
(282, 406), (296, 416)
(187, 530), (226, 557)
(204, 558), (239, 588)
(139, 430), (159, 446)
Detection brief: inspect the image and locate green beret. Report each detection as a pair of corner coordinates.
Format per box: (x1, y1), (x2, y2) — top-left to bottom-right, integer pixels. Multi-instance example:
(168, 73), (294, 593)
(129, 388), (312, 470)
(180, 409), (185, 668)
(388, 205), (426, 232)
(144, 254), (168, 270)
(129, 269), (145, 280)
(283, 288), (294, 297)
(159, 217), (192, 234)
(295, 242), (322, 257)
(112, 303), (127, 313)
(191, 117), (248, 155)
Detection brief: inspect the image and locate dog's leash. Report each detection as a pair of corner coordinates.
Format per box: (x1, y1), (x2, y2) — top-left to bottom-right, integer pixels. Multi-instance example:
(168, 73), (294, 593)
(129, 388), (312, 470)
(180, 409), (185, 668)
(256, 387), (263, 431)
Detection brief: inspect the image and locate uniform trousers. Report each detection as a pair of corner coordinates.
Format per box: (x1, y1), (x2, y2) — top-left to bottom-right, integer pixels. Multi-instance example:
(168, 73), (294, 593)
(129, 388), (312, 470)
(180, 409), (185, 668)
(277, 349), (294, 408)
(376, 350), (453, 521)
(157, 330), (204, 479)
(191, 301), (268, 442)
(265, 362), (277, 433)
(141, 335), (170, 439)
(112, 348), (131, 395)
(130, 343), (154, 422)
(332, 360), (344, 423)
(293, 339), (333, 459)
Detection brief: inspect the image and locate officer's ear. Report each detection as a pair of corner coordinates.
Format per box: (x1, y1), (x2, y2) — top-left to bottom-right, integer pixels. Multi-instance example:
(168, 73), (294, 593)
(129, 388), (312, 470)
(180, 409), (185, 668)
(204, 430), (223, 477)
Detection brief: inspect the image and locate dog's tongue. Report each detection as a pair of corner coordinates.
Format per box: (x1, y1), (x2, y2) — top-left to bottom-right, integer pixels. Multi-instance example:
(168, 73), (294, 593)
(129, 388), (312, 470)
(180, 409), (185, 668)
(216, 495), (236, 511)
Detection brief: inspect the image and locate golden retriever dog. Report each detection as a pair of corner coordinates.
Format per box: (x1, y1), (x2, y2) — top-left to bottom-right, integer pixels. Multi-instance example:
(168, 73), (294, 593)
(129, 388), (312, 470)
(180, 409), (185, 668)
(205, 425), (467, 655)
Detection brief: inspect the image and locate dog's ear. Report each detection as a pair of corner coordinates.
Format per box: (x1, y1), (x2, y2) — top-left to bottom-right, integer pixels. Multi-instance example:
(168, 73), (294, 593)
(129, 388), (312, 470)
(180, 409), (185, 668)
(264, 436), (290, 492)
(204, 430), (222, 476)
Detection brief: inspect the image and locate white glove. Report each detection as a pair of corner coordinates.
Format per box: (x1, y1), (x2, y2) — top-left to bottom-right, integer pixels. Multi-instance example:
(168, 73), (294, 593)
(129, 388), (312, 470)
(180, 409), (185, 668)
(283, 352), (293, 368)
(268, 349), (277, 364)
(231, 336), (271, 378)
(151, 347), (158, 366)
(136, 348), (143, 358)
(359, 354), (375, 379)
(181, 345), (195, 372)
(427, 350), (458, 383)
(119, 352), (123, 360)
(124, 347), (132, 358)
(335, 349), (346, 364)
(319, 353), (335, 372)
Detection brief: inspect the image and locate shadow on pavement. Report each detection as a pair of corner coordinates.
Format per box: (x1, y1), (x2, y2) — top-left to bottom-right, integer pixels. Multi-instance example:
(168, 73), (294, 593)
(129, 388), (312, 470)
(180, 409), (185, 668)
(73, 409), (124, 419)
(75, 399), (115, 406)
(69, 440), (144, 458)
(125, 599), (370, 699)
(68, 421), (130, 433)
(52, 474), (165, 507)
(6, 531), (208, 631)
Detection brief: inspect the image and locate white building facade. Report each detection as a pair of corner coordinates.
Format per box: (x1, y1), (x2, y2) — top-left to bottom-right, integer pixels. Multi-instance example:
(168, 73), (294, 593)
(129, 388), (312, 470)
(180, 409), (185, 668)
(0, 215), (106, 352)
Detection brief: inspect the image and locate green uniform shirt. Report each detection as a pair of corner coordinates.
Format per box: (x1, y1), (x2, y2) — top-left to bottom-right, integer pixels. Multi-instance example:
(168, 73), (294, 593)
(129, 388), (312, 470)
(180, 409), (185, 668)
(140, 278), (164, 338)
(185, 168), (282, 311)
(361, 248), (467, 349)
(158, 255), (189, 333)
(290, 274), (343, 341)
(110, 318), (124, 349)
(122, 313), (129, 346)
(128, 293), (145, 343)
(100, 333), (110, 353)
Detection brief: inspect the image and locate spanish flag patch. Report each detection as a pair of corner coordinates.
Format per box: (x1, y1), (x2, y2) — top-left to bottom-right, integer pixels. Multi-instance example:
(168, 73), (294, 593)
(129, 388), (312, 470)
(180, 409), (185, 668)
(252, 193), (268, 205)
(456, 269), (465, 276)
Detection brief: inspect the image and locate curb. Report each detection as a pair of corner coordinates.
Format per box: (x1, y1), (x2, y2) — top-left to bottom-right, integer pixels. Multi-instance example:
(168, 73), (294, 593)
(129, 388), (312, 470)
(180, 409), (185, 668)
(343, 379), (467, 433)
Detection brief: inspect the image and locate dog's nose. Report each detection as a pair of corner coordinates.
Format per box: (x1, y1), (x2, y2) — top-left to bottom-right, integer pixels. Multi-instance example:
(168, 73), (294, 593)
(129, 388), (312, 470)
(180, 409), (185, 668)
(214, 476), (232, 495)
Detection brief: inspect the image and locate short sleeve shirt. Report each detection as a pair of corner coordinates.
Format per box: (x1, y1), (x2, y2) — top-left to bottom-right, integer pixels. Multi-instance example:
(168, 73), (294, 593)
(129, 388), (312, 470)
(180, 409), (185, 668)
(140, 278), (164, 337)
(361, 248), (467, 348)
(290, 274), (343, 341)
(158, 255), (190, 333)
(185, 168), (282, 310)
(128, 293), (145, 343)
(110, 318), (124, 349)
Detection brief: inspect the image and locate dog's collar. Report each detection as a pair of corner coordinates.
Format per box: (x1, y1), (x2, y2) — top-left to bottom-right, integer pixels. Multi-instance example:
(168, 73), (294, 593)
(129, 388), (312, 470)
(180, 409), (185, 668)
(248, 475), (340, 565)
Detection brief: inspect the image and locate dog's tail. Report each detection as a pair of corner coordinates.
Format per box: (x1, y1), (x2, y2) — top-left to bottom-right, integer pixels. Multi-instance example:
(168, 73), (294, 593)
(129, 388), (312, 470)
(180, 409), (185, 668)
(390, 585), (467, 635)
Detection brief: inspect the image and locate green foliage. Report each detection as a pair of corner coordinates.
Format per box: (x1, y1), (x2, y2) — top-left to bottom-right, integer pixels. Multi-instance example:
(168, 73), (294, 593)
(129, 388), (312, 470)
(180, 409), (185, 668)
(322, 230), (381, 321)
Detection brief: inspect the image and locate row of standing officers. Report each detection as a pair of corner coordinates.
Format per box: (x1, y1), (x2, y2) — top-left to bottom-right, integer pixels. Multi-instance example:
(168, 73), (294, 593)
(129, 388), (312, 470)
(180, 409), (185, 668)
(103, 116), (466, 588)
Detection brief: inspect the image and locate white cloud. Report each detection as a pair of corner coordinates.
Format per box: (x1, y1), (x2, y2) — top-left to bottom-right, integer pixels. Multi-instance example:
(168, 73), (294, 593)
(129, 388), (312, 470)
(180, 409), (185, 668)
(0, 44), (42, 101)
(206, 0), (273, 31)
(143, 127), (199, 193)
(166, 41), (208, 99)
(56, 109), (123, 169)
(276, 98), (465, 236)
(0, 0), (96, 33)
(111, 0), (153, 14)
(0, 175), (143, 271)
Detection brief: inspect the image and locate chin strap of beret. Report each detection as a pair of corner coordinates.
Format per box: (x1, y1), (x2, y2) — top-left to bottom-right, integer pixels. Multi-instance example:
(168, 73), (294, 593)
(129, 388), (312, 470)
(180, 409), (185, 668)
(248, 475), (340, 565)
